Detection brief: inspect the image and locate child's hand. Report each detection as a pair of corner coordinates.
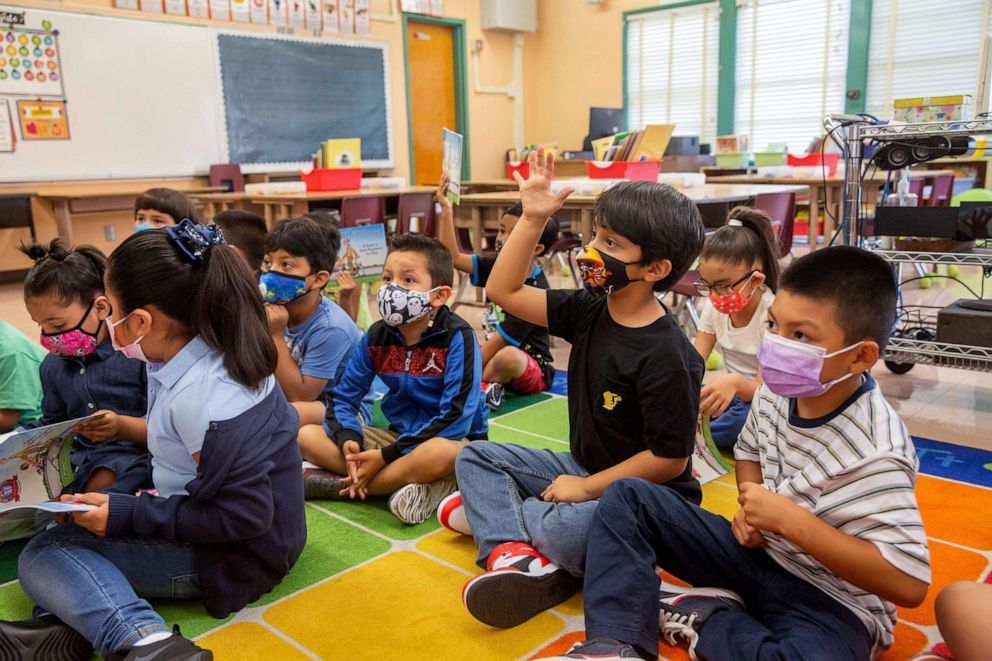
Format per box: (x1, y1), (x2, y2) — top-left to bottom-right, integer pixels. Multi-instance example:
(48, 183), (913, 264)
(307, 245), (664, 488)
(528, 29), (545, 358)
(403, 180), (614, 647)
(342, 447), (385, 499)
(265, 302), (290, 335)
(337, 271), (357, 294)
(63, 492), (110, 537)
(541, 475), (594, 504)
(435, 174), (453, 214)
(340, 440), (363, 498)
(513, 149), (575, 222)
(731, 507), (767, 547)
(738, 482), (805, 537)
(72, 410), (119, 442)
(700, 375), (739, 419)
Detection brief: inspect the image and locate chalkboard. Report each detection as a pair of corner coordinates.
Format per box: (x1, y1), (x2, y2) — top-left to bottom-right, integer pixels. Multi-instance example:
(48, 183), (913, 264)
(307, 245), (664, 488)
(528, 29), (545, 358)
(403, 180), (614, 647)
(217, 32), (393, 170)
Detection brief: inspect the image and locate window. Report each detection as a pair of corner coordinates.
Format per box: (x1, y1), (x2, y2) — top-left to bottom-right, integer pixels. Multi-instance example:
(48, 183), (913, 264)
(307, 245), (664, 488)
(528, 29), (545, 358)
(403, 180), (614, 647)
(625, 2), (720, 143)
(866, 0), (992, 119)
(735, 0), (850, 152)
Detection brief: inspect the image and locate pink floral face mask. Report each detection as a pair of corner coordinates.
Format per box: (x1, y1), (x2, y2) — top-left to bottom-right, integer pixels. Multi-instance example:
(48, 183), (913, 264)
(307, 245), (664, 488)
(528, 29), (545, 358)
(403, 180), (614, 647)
(40, 301), (100, 358)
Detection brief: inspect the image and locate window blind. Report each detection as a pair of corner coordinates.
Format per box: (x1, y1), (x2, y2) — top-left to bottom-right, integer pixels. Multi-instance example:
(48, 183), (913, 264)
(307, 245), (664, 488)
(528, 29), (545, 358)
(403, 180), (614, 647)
(626, 3), (720, 143)
(735, 0), (850, 152)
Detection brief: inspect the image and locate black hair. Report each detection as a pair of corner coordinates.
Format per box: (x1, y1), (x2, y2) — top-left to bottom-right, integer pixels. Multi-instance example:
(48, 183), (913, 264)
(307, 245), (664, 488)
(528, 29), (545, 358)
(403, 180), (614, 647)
(593, 181), (705, 291)
(133, 188), (199, 224)
(106, 229), (276, 389)
(19, 239), (107, 306)
(388, 233), (454, 288)
(700, 206), (781, 292)
(265, 216), (340, 273)
(502, 203), (560, 257)
(214, 210), (268, 269)
(779, 246), (897, 351)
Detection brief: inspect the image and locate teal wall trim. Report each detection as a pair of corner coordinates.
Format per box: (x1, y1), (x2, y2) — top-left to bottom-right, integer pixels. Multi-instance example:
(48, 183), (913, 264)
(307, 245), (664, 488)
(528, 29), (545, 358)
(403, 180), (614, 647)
(845, 0), (873, 114)
(717, 0), (736, 134)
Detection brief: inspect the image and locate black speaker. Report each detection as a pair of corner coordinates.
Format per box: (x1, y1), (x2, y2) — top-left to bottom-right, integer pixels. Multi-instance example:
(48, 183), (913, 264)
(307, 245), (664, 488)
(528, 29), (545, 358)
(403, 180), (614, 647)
(874, 137), (972, 170)
(873, 143), (914, 170)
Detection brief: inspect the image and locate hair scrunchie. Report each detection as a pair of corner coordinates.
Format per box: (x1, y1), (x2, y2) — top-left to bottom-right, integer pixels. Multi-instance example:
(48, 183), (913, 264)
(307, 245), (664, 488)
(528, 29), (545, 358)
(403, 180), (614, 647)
(165, 218), (227, 264)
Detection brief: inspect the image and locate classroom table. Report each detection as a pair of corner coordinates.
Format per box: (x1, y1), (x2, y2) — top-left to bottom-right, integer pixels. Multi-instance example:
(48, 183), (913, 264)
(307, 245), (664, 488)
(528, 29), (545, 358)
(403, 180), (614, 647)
(456, 183), (808, 253)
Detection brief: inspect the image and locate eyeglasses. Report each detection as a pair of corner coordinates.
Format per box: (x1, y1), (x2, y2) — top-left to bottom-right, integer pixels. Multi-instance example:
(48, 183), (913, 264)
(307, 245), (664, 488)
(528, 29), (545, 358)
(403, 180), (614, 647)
(692, 270), (758, 297)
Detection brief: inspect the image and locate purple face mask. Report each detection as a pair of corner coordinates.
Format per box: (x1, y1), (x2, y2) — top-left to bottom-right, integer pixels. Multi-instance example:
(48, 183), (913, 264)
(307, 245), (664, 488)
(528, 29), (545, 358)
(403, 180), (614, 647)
(757, 332), (863, 399)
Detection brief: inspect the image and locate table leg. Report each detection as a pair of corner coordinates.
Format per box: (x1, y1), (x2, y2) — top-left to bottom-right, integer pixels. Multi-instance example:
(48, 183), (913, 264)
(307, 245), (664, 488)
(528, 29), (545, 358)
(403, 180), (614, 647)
(823, 184), (837, 245)
(262, 204), (275, 229)
(470, 207), (482, 254)
(52, 199), (73, 245)
(579, 209), (593, 242)
(808, 186), (820, 250)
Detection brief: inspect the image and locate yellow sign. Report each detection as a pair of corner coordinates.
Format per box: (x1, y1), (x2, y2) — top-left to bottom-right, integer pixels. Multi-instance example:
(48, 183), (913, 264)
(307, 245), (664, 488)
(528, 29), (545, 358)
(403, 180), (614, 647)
(16, 99), (69, 140)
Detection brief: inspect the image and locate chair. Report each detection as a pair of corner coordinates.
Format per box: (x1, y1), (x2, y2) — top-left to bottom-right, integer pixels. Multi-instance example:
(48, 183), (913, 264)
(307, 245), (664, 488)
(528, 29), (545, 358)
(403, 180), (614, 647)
(927, 174), (955, 207)
(450, 227), (497, 312)
(395, 192), (436, 236)
(208, 164), (245, 192)
(753, 191), (797, 259)
(668, 269), (703, 337)
(541, 233), (583, 289)
(908, 178), (924, 202)
(340, 196), (385, 228)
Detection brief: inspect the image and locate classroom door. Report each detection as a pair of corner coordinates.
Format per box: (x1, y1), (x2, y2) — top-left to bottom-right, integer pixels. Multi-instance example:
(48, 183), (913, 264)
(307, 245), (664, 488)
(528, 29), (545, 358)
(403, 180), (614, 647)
(406, 20), (457, 185)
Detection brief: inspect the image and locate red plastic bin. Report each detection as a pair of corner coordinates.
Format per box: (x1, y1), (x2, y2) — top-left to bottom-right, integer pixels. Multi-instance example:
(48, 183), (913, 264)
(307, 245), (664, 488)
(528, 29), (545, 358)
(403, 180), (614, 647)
(506, 161), (530, 180)
(587, 160), (661, 181)
(787, 152), (841, 175)
(301, 168), (363, 192)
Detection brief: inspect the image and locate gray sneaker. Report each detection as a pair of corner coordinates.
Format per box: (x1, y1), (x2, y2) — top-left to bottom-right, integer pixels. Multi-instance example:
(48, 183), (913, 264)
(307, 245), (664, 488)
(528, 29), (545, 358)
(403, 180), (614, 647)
(539, 638), (646, 659)
(388, 477), (457, 525)
(658, 582), (744, 660)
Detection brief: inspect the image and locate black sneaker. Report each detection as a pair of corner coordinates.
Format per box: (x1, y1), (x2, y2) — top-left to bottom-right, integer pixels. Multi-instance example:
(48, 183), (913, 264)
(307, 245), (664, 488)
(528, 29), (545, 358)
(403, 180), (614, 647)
(0, 614), (91, 661)
(485, 382), (505, 411)
(108, 625), (212, 660)
(658, 582), (744, 660)
(302, 464), (349, 500)
(539, 638), (646, 659)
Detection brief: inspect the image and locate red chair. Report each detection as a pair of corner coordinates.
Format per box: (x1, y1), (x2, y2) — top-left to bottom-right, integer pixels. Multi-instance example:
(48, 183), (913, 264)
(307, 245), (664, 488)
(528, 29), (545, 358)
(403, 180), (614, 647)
(909, 178), (924, 202)
(340, 196), (385, 228)
(753, 191), (796, 258)
(541, 233), (582, 289)
(395, 192), (436, 236)
(668, 269), (703, 336)
(209, 164), (245, 192)
(927, 174), (955, 207)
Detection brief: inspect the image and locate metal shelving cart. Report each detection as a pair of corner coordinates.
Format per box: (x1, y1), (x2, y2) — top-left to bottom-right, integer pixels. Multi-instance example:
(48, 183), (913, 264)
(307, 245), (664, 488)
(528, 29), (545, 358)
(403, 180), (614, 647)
(833, 116), (992, 374)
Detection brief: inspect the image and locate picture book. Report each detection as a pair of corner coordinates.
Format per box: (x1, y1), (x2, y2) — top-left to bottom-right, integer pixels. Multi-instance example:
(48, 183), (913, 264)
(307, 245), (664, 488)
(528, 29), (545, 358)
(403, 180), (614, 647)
(692, 418), (733, 485)
(323, 138), (361, 169)
(0, 414), (102, 541)
(442, 127), (463, 204)
(332, 224), (388, 285)
(633, 123), (675, 160)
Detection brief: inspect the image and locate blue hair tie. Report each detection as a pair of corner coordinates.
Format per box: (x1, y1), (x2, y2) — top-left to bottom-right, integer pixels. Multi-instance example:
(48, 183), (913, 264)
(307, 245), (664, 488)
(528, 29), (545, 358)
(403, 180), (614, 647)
(165, 218), (226, 264)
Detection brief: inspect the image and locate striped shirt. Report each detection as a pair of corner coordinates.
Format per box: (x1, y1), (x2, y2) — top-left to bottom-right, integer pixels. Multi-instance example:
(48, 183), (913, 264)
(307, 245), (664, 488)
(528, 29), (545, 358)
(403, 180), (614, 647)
(735, 375), (931, 654)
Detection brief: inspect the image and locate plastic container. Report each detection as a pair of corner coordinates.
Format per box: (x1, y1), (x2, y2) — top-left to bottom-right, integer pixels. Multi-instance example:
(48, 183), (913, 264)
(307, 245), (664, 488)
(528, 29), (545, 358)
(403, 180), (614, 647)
(753, 151), (788, 167)
(300, 168), (362, 192)
(715, 153), (749, 168)
(506, 161), (530, 180)
(587, 160), (661, 181)
(787, 152), (840, 175)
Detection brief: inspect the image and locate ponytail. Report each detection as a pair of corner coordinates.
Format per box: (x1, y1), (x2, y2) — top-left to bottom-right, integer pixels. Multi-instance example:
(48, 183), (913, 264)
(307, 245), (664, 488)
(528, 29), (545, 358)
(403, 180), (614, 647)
(106, 225), (276, 389)
(19, 238), (107, 304)
(701, 206), (780, 292)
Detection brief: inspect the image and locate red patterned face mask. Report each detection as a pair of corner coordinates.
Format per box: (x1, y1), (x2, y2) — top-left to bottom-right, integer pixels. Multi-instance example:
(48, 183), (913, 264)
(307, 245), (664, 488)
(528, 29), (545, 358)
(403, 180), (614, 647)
(708, 273), (757, 315)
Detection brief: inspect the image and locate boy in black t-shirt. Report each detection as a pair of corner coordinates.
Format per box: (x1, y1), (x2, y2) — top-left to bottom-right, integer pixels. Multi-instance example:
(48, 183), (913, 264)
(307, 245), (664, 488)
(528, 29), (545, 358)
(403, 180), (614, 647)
(437, 176), (559, 410)
(450, 150), (706, 629)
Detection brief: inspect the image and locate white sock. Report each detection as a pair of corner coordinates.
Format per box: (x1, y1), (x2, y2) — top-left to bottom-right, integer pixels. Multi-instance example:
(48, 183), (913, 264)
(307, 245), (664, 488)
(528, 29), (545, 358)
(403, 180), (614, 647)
(133, 631), (172, 647)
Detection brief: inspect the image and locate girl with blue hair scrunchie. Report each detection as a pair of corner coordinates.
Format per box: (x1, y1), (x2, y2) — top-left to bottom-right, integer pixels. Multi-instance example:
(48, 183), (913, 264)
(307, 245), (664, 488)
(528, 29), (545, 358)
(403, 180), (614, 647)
(0, 222), (306, 661)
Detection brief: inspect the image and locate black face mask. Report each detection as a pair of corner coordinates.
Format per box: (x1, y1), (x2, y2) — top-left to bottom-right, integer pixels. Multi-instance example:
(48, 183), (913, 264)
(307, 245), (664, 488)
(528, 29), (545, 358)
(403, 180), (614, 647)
(575, 246), (645, 297)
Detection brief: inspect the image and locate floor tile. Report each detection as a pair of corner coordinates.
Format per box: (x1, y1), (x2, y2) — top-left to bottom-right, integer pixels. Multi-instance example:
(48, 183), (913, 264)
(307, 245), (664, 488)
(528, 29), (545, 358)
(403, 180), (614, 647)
(196, 622), (311, 660)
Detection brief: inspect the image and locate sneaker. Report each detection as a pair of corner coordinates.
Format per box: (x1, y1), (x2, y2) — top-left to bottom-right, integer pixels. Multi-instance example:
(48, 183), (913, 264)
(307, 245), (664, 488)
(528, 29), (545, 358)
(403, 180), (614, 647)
(0, 614), (92, 661)
(108, 625), (212, 660)
(302, 465), (349, 500)
(658, 582), (744, 660)
(437, 491), (473, 536)
(388, 477), (457, 525)
(462, 542), (580, 628)
(538, 638), (645, 660)
(484, 382), (505, 411)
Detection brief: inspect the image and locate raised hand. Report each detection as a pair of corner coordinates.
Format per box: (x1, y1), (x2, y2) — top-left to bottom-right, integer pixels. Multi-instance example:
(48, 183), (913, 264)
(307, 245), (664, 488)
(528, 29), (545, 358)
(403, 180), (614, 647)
(512, 148), (574, 222)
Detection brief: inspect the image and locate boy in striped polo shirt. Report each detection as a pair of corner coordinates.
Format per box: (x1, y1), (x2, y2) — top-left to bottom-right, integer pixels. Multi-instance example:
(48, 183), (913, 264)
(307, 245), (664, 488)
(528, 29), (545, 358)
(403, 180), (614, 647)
(543, 247), (930, 661)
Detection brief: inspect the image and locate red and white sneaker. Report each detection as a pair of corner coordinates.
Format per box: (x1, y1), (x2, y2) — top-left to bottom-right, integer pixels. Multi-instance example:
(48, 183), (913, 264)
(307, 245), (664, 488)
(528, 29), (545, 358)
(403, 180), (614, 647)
(437, 491), (472, 536)
(462, 542), (580, 628)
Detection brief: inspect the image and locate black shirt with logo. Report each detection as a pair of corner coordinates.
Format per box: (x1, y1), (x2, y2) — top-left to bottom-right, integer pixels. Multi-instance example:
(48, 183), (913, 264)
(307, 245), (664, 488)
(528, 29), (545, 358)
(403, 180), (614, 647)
(547, 288), (703, 503)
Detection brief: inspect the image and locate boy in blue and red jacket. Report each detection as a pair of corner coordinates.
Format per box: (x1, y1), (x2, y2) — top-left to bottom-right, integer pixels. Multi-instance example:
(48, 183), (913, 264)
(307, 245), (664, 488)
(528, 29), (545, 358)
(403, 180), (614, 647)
(297, 234), (488, 525)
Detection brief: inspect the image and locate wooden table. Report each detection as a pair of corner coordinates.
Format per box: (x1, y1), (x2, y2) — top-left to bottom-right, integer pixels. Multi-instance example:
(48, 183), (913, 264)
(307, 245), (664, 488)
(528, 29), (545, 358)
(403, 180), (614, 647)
(457, 183), (808, 253)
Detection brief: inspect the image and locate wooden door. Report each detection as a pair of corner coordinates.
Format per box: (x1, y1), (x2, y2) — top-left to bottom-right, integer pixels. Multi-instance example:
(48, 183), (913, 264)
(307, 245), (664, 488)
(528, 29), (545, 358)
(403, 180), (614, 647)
(406, 21), (457, 185)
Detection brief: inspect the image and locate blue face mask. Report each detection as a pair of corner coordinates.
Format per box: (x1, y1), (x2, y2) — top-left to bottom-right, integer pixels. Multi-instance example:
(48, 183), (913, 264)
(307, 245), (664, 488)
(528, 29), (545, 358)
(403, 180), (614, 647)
(134, 222), (154, 233)
(259, 270), (311, 304)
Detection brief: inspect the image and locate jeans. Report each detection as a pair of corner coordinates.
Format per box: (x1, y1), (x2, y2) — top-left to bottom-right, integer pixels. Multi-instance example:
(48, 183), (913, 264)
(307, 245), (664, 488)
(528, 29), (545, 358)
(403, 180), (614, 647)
(583, 479), (873, 661)
(18, 523), (199, 656)
(708, 396), (751, 449)
(456, 441), (596, 576)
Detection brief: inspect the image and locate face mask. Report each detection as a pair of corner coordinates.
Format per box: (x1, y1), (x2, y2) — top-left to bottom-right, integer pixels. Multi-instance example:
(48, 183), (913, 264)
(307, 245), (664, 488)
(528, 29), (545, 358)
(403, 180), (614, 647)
(709, 274), (756, 316)
(105, 312), (150, 363)
(575, 246), (644, 297)
(134, 223), (154, 233)
(377, 283), (439, 327)
(259, 270), (311, 304)
(757, 332), (864, 399)
(40, 301), (100, 358)
(495, 239), (505, 254)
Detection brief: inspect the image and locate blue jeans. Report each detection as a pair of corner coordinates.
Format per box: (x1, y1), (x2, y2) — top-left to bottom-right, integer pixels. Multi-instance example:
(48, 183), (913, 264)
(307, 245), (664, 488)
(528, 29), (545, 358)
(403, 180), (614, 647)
(708, 396), (751, 449)
(583, 479), (873, 661)
(18, 523), (199, 656)
(456, 441), (596, 576)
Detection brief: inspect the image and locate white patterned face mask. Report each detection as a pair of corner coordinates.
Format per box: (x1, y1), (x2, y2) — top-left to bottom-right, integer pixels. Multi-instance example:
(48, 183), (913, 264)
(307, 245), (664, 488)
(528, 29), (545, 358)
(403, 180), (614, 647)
(377, 283), (439, 327)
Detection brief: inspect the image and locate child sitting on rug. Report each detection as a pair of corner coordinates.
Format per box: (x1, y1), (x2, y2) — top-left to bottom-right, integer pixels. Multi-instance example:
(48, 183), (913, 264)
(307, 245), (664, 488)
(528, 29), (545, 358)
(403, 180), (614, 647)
(133, 187), (199, 231)
(543, 246), (930, 661)
(214, 209), (268, 272)
(693, 206), (779, 448)
(450, 149), (706, 629)
(436, 174), (558, 410)
(297, 234), (488, 525)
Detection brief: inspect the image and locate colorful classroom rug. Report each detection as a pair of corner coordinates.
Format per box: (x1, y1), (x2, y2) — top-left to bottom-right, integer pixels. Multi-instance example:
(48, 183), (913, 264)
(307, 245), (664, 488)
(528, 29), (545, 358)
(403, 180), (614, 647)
(0, 392), (989, 660)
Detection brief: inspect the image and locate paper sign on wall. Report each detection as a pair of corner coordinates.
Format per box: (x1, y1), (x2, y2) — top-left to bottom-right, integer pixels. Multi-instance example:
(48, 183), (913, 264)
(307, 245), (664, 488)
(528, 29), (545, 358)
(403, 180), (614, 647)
(210, 0), (231, 20)
(321, 0), (338, 31)
(415, 0), (429, 13)
(304, 0), (321, 29)
(429, 0), (443, 16)
(16, 99), (69, 140)
(231, 0), (251, 21)
(114, 0), (140, 9)
(338, 0), (353, 33)
(0, 100), (14, 152)
(250, 0), (268, 23)
(269, 0), (288, 26)
(0, 23), (66, 98)
(354, 0), (368, 34)
(288, 0), (305, 28)
(139, 0), (164, 13)
(164, 0), (187, 15)
(187, 0), (210, 17)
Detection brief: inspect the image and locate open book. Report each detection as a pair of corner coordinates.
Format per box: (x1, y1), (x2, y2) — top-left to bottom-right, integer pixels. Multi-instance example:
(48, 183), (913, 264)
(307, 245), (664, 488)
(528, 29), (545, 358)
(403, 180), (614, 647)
(693, 418), (734, 485)
(0, 414), (101, 541)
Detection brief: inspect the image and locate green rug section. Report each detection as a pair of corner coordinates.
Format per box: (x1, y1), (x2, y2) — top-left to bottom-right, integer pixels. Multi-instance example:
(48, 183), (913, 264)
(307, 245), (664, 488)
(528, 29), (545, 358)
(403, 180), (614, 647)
(492, 391), (553, 417)
(0, 539), (27, 584)
(0, 582), (32, 620)
(310, 498), (439, 541)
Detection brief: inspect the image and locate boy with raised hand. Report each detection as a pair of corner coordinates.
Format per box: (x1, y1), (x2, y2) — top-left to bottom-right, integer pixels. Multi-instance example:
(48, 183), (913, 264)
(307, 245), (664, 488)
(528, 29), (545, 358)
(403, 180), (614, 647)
(297, 234), (489, 525)
(452, 149), (706, 628)
(436, 174), (559, 410)
(543, 246), (930, 661)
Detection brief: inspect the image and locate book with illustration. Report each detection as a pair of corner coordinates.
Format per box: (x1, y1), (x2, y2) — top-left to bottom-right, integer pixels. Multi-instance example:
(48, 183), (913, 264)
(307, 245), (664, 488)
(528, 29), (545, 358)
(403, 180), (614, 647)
(442, 128), (463, 204)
